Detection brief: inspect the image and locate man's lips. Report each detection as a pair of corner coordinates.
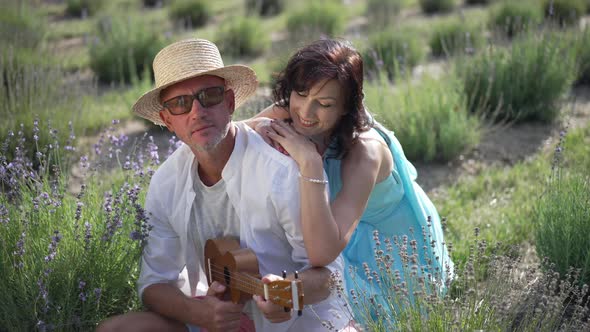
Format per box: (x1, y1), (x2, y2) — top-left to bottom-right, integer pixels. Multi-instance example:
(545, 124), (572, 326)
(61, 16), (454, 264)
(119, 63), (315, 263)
(192, 125), (213, 133)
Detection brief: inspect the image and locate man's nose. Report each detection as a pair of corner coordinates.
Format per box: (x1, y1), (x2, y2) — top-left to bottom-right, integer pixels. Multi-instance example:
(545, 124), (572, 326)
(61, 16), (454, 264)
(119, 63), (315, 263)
(188, 98), (206, 118)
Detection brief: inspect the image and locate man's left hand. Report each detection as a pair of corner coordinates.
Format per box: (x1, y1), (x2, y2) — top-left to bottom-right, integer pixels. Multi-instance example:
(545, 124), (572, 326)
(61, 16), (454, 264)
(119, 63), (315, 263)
(253, 274), (293, 324)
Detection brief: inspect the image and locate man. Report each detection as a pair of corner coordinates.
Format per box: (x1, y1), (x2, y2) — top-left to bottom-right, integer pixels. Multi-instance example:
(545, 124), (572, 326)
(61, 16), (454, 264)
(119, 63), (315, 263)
(96, 39), (348, 332)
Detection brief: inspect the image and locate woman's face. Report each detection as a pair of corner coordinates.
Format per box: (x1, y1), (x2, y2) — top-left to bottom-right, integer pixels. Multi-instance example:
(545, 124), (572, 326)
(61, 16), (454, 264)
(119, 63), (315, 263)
(288, 78), (346, 141)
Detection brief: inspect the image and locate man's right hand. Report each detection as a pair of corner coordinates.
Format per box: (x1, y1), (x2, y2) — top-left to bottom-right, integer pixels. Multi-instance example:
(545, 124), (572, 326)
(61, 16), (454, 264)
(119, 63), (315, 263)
(197, 281), (244, 332)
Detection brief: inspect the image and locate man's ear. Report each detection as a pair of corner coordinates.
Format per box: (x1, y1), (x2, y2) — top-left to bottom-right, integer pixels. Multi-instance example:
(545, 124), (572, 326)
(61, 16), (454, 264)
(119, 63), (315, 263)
(159, 110), (174, 132)
(225, 89), (236, 116)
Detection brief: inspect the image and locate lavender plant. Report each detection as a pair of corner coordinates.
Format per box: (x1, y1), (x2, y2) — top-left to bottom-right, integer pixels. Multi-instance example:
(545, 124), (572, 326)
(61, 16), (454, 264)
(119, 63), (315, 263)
(335, 227), (590, 331)
(0, 119), (179, 330)
(535, 126), (590, 288)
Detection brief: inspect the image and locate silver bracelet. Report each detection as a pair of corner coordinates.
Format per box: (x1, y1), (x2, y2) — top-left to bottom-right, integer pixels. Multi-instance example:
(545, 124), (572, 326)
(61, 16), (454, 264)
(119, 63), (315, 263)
(298, 173), (328, 184)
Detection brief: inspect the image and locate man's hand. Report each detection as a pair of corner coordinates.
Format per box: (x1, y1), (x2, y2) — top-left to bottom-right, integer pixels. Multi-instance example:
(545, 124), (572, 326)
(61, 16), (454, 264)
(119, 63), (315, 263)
(253, 274), (293, 324)
(198, 282), (244, 332)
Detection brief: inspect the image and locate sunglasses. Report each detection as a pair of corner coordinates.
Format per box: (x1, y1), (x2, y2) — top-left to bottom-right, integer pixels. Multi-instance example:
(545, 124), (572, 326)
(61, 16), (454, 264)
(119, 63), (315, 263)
(162, 86), (225, 115)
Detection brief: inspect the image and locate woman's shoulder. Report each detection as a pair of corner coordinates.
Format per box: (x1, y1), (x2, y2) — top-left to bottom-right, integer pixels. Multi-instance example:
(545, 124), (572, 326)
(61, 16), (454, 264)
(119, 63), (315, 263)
(344, 129), (393, 181)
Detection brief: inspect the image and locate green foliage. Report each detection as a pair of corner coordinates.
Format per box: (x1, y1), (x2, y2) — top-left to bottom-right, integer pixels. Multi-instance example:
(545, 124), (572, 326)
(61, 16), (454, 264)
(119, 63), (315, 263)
(535, 170), (590, 287)
(0, 122), (155, 330)
(419, 0), (456, 14)
(143, 0), (164, 8)
(346, 226), (590, 331)
(0, 2), (45, 50)
(363, 28), (424, 81)
(215, 16), (269, 58)
(564, 28), (590, 85)
(489, 1), (543, 38)
(366, 0), (403, 29)
(465, 0), (495, 4)
(169, 0), (211, 29)
(429, 20), (484, 57)
(245, 0), (285, 17)
(66, 0), (104, 18)
(457, 33), (575, 123)
(365, 74), (480, 162)
(286, 2), (345, 43)
(89, 16), (166, 84)
(544, 0), (587, 27)
(0, 48), (74, 165)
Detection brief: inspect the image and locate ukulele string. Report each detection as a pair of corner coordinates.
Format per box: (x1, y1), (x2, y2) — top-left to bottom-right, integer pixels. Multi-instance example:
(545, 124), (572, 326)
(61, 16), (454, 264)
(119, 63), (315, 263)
(208, 267), (265, 293)
(207, 262), (265, 284)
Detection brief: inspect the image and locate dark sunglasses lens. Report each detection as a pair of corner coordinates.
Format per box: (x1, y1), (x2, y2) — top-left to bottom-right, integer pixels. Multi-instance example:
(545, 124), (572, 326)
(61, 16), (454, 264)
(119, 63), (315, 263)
(198, 87), (224, 107)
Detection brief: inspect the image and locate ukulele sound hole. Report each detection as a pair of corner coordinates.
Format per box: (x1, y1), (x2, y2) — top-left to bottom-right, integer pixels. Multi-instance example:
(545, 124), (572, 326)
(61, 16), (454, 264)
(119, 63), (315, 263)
(224, 266), (230, 285)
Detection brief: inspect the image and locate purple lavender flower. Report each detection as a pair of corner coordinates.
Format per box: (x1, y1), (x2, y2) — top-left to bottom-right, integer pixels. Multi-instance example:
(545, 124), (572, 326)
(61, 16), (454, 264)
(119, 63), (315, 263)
(44, 230), (62, 263)
(147, 136), (160, 165)
(94, 288), (102, 302)
(0, 204), (9, 224)
(84, 221), (92, 250)
(75, 201), (84, 221)
(12, 231), (26, 268)
(129, 230), (142, 241)
(65, 121), (76, 152)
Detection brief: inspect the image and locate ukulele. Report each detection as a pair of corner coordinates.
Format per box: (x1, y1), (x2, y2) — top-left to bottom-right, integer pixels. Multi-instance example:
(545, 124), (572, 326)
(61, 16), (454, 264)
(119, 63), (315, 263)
(204, 237), (304, 314)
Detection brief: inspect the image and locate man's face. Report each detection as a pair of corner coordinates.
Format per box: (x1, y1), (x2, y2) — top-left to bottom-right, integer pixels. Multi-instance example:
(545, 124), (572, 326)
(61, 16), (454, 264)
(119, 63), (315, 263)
(159, 75), (235, 152)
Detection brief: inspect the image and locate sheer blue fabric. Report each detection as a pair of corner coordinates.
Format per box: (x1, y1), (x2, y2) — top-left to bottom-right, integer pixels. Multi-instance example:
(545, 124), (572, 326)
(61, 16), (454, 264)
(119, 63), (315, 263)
(323, 125), (453, 324)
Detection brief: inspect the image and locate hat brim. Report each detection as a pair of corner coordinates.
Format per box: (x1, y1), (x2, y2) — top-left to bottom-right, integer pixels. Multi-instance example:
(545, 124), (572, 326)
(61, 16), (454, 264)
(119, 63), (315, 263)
(132, 65), (258, 126)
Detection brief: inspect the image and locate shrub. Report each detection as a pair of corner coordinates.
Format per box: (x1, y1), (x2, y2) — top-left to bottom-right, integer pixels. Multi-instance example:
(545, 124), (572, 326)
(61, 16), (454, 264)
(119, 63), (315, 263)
(489, 1), (543, 39)
(363, 28), (424, 81)
(566, 28), (590, 85)
(169, 0), (211, 29)
(0, 2), (45, 50)
(419, 0), (456, 14)
(89, 16), (166, 84)
(429, 20), (484, 57)
(245, 0), (285, 17)
(286, 2), (345, 43)
(215, 16), (269, 58)
(544, 0), (587, 27)
(0, 120), (168, 330)
(535, 149), (590, 287)
(458, 33), (575, 123)
(365, 74), (480, 162)
(143, 0), (165, 8)
(465, 0), (495, 4)
(0, 48), (75, 165)
(66, 0), (103, 18)
(341, 226), (590, 331)
(366, 0), (403, 29)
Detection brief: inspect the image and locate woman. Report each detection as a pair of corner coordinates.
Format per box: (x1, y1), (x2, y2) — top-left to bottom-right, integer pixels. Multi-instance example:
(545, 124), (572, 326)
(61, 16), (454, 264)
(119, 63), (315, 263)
(248, 39), (453, 324)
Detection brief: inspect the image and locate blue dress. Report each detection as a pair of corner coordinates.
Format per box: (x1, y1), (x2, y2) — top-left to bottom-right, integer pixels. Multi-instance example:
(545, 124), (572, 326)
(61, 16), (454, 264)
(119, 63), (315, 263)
(323, 125), (453, 324)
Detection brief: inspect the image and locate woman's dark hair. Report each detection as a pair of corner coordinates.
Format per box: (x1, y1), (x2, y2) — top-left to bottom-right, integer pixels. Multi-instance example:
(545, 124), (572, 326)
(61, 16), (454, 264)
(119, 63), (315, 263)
(273, 38), (373, 158)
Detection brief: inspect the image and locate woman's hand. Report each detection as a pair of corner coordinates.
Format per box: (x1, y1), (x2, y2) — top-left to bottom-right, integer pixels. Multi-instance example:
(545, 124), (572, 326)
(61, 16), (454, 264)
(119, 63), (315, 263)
(251, 117), (290, 155)
(267, 120), (322, 171)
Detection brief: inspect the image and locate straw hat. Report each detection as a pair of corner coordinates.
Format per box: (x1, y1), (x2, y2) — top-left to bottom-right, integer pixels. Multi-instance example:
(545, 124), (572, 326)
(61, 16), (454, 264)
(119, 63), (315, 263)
(133, 38), (258, 126)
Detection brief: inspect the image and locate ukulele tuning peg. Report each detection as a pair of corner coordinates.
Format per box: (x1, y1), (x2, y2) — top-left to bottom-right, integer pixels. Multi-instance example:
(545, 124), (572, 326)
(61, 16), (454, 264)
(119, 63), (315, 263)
(282, 270), (287, 278)
(294, 270), (299, 279)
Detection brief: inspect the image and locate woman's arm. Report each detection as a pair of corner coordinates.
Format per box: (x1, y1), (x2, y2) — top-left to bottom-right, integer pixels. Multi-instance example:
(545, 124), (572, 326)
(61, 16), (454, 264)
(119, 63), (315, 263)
(268, 122), (392, 266)
(242, 103), (291, 129)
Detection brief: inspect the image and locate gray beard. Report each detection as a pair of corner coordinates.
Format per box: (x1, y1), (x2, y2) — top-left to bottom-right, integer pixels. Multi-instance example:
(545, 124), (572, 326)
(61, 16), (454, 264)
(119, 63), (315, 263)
(192, 122), (231, 152)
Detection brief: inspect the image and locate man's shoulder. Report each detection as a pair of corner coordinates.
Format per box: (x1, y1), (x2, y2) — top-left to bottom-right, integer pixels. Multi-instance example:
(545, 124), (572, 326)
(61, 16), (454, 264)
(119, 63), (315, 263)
(237, 122), (297, 169)
(150, 143), (192, 186)
(235, 122), (300, 190)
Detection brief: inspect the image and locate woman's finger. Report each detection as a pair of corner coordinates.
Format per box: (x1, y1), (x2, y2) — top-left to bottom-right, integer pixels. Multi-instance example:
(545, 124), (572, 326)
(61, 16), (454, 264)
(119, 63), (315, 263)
(270, 120), (296, 137)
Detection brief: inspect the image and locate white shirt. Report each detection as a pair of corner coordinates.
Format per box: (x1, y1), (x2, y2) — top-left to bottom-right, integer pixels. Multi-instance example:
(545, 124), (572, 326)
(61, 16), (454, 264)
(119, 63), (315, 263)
(137, 122), (347, 331)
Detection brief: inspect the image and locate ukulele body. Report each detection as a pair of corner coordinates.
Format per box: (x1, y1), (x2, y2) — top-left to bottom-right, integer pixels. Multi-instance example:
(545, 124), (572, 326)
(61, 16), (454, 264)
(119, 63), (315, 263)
(204, 237), (261, 304)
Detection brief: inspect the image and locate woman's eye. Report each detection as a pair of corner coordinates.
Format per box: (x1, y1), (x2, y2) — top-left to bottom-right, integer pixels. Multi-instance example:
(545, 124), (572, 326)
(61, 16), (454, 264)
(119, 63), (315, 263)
(319, 103), (332, 108)
(296, 91), (307, 97)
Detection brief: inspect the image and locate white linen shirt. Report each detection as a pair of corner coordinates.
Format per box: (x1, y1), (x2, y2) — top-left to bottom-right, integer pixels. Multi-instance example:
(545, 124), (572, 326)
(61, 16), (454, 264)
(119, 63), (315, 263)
(137, 122), (347, 331)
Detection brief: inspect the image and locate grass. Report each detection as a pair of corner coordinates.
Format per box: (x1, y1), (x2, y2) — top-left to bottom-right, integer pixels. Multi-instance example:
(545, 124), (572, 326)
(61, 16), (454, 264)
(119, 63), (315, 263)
(3, 0), (590, 330)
